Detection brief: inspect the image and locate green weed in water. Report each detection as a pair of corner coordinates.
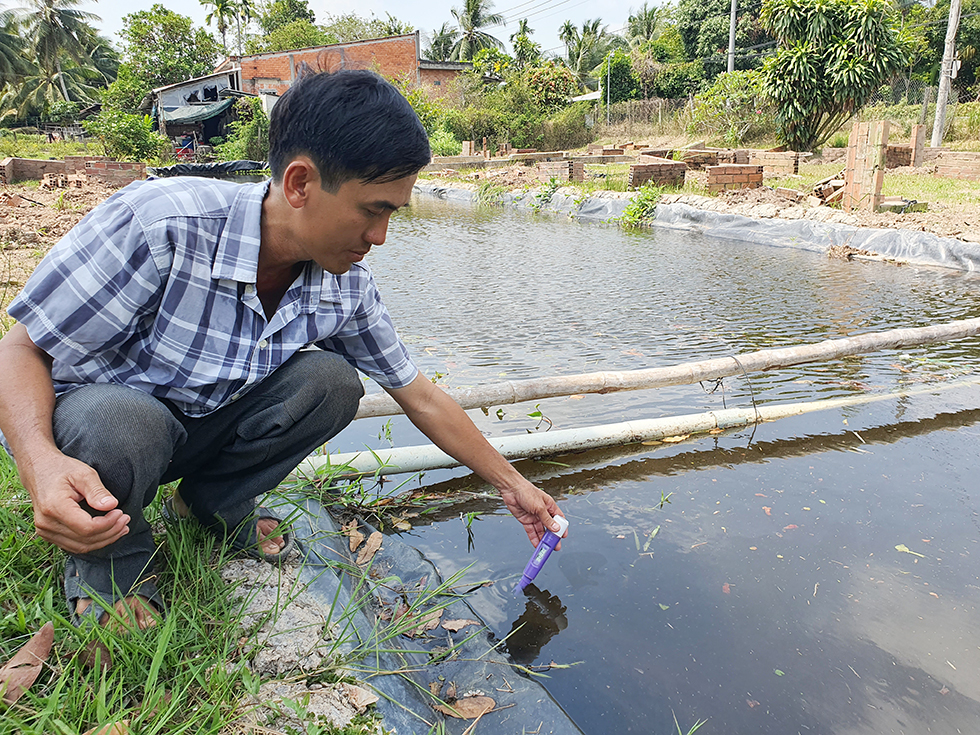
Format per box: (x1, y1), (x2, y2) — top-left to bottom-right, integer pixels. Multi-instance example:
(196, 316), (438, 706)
(619, 183), (666, 228)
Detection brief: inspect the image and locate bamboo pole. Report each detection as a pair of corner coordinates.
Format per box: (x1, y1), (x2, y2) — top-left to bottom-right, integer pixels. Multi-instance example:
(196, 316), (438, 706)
(297, 378), (980, 479)
(354, 318), (980, 419)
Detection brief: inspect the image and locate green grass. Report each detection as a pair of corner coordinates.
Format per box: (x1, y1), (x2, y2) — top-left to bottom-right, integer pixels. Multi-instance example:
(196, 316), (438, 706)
(0, 131), (93, 161)
(0, 450), (485, 735)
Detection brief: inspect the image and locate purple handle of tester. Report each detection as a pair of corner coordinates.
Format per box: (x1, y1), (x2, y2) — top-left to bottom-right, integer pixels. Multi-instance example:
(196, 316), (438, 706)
(515, 529), (562, 593)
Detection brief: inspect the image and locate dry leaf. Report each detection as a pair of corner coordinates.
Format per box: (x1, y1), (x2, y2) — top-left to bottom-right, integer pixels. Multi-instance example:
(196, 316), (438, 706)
(722, 583), (731, 595)
(392, 519), (412, 531)
(783, 524), (798, 531)
(442, 618), (480, 632)
(762, 506), (772, 516)
(80, 640), (112, 671)
(429, 681), (441, 696)
(407, 608), (443, 637)
(445, 681), (456, 700)
(343, 521), (365, 553)
(661, 434), (690, 443)
(569, 394), (584, 400)
(0, 622), (54, 706)
(342, 683), (379, 711)
(709, 428), (723, 434)
(356, 532), (383, 564)
(746, 699), (760, 708)
(81, 722), (130, 735)
(434, 695), (495, 719)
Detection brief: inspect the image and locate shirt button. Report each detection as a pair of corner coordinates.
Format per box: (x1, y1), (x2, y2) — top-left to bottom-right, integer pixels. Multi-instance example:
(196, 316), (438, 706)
(259, 339), (268, 349)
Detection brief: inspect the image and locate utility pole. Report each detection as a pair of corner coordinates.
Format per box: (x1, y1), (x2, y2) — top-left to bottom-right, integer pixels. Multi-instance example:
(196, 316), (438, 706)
(727, 0), (737, 73)
(932, 0), (962, 148)
(606, 52), (611, 124)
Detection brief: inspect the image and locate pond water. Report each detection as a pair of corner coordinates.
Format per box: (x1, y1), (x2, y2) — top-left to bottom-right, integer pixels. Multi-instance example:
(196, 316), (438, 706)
(329, 194), (980, 734)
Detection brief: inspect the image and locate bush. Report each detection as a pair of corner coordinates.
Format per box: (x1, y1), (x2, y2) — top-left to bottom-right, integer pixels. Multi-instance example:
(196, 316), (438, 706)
(688, 69), (775, 145)
(652, 60), (705, 99)
(541, 103), (592, 151)
(82, 110), (170, 161)
(525, 61), (581, 111)
(214, 98), (270, 162)
(442, 107), (510, 149)
(429, 126), (460, 156)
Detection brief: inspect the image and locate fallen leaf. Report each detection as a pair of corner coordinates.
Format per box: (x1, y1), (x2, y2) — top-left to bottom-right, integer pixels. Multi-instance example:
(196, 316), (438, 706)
(442, 618), (480, 632)
(356, 532), (383, 565)
(79, 639), (112, 671)
(569, 394), (584, 400)
(722, 583), (731, 594)
(429, 681), (441, 696)
(406, 608), (443, 637)
(343, 521), (365, 553)
(746, 699), (760, 708)
(392, 519), (412, 531)
(342, 683), (379, 711)
(762, 506), (772, 516)
(445, 681), (456, 700)
(940, 686), (950, 695)
(433, 695), (495, 719)
(783, 524), (798, 531)
(930, 592), (939, 598)
(755, 493), (767, 497)
(708, 428), (724, 435)
(0, 622), (54, 705)
(658, 603), (670, 611)
(774, 669), (785, 677)
(81, 723), (130, 735)
(661, 434), (690, 443)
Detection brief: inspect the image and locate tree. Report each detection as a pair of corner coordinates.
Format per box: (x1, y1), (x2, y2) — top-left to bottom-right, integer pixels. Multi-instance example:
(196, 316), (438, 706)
(424, 22), (458, 61)
(761, 0), (911, 151)
(450, 0), (504, 62)
(0, 10), (30, 88)
(525, 59), (580, 109)
(256, 0), (315, 35)
(201, 0), (236, 52)
(17, 0), (101, 100)
(320, 12), (412, 42)
(246, 18), (334, 53)
(559, 18), (627, 89)
(119, 5), (220, 91)
(510, 18), (541, 70)
(627, 2), (668, 47)
(674, 0), (768, 75)
(597, 48), (641, 103)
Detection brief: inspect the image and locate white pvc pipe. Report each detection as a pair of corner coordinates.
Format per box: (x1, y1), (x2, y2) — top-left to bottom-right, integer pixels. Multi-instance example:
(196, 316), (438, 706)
(295, 379), (980, 480)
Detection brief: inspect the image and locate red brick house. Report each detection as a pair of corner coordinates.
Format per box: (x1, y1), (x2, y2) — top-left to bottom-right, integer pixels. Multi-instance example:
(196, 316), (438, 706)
(213, 32), (468, 99)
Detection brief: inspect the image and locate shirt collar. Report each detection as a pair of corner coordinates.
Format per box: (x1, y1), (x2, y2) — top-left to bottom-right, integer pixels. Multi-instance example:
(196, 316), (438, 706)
(212, 179), (270, 283)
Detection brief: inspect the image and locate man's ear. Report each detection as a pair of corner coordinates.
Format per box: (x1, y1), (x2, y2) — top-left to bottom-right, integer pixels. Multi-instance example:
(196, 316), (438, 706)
(280, 156), (320, 209)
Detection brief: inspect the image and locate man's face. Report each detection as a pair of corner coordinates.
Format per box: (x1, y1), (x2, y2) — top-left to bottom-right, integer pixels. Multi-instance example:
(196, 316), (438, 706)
(297, 174), (417, 274)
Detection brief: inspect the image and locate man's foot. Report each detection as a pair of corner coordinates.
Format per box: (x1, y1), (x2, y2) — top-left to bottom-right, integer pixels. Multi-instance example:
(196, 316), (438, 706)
(168, 491), (287, 557)
(74, 596), (159, 631)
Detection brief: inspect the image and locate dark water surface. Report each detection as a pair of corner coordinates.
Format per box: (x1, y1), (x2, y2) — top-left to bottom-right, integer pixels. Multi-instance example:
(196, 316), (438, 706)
(329, 195), (980, 734)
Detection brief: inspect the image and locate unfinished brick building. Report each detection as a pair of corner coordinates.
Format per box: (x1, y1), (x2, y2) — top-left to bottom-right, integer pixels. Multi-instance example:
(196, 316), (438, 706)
(214, 32), (467, 99)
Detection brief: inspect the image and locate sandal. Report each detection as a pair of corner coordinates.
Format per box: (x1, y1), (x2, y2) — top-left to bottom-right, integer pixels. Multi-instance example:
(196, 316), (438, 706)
(64, 558), (165, 629)
(226, 507), (295, 565)
(162, 491), (295, 565)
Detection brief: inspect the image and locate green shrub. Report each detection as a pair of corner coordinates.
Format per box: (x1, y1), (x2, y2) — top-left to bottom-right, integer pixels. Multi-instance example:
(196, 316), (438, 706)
(429, 126), (460, 156)
(214, 97), (270, 162)
(541, 103), (592, 151)
(652, 60), (705, 99)
(688, 70), (774, 146)
(82, 110), (170, 162)
(442, 107), (510, 149)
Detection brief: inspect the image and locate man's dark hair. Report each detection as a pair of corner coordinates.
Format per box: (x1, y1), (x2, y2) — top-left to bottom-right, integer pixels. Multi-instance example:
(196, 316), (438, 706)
(268, 70), (431, 191)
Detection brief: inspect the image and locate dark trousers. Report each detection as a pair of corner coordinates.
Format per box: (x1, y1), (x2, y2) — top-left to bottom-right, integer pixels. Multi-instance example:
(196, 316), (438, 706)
(52, 350), (363, 598)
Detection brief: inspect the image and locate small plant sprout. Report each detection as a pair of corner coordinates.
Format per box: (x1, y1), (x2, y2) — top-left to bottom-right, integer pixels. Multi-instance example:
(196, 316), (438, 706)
(526, 404), (553, 432)
(377, 419), (394, 446)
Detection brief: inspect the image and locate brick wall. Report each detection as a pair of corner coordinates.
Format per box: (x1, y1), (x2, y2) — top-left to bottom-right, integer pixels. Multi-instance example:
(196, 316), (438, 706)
(0, 157), (66, 184)
(676, 149), (719, 170)
(65, 155), (109, 173)
(750, 151), (799, 175)
(536, 160), (585, 183)
(84, 160), (146, 186)
(238, 35), (420, 96)
(628, 157), (686, 188)
(936, 151), (980, 180)
(717, 149), (750, 164)
(707, 164), (763, 193)
(885, 145), (911, 168)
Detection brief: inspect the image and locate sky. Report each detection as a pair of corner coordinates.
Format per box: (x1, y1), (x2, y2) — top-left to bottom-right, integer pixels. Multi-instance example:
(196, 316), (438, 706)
(79, 0), (648, 60)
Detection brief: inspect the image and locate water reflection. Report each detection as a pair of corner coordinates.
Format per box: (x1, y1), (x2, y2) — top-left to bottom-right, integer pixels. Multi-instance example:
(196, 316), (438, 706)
(351, 199), (980, 734)
(505, 584), (569, 665)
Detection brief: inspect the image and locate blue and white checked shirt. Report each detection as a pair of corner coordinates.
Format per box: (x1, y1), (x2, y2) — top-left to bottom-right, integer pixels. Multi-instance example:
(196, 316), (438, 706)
(7, 177), (419, 417)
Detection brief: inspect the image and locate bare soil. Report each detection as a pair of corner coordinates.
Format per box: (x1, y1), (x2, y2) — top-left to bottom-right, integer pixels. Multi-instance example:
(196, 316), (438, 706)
(1, 180), (119, 312)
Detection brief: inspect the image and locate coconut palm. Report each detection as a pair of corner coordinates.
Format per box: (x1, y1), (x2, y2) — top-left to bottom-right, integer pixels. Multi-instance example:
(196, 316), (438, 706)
(627, 2), (668, 47)
(449, 0), (504, 62)
(510, 18), (540, 70)
(16, 0), (100, 100)
(0, 9), (29, 88)
(0, 61), (101, 119)
(560, 18), (627, 89)
(202, 0), (236, 52)
(425, 22), (459, 61)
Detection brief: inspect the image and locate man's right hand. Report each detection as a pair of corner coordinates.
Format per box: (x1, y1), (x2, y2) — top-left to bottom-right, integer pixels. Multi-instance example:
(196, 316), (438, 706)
(26, 452), (130, 555)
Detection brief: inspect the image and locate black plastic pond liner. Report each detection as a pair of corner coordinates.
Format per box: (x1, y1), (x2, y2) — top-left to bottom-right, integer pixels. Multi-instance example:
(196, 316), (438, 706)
(146, 160), (268, 178)
(285, 494), (584, 735)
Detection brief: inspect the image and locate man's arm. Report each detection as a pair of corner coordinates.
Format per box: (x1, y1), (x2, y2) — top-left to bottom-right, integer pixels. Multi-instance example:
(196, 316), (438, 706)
(0, 324), (129, 554)
(385, 373), (564, 547)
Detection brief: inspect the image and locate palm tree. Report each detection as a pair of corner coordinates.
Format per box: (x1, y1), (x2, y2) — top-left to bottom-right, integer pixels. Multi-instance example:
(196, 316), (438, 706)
(425, 22), (459, 61)
(509, 18), (540, 70)
(0, 10), (29, 88)
(449, 0), (504, 62)
(16, 0), (100, 100)
(627, 2), (667, 47)
(201, 0), (236, 53)
(560, 18), (627, 89)
(0, 61), (100, 119)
